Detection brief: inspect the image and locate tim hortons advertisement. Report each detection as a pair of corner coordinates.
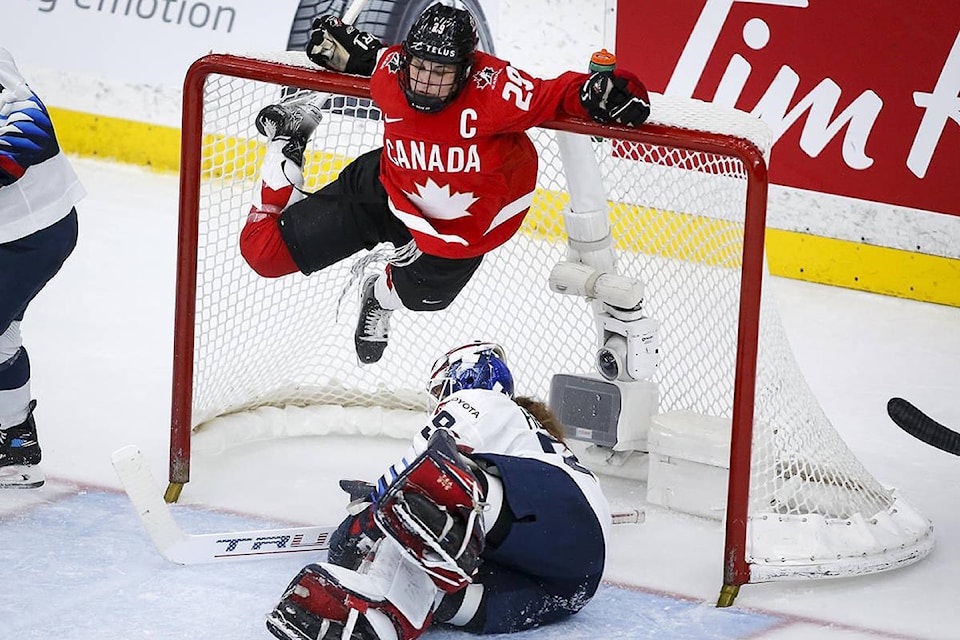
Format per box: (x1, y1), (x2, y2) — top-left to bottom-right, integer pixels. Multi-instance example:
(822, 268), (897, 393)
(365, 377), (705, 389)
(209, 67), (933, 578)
(616, 0), (960, 218)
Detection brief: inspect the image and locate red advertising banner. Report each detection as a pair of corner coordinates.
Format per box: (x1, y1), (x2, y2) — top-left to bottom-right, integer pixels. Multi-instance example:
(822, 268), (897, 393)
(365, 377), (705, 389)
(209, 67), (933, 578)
(616, 0), (960, 217)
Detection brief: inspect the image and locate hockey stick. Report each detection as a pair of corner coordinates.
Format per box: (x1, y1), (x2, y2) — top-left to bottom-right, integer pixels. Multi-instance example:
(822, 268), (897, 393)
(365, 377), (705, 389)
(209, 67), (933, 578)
(339, 0), (368, 24)
(112, 446), (335, 564)
(887, 397), (960, 457)
(113, 446), (643, 565)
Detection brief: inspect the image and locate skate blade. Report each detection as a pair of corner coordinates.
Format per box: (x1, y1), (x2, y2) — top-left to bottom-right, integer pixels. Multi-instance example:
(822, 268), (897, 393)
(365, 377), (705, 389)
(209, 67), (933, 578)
(0, 464), (45, 489)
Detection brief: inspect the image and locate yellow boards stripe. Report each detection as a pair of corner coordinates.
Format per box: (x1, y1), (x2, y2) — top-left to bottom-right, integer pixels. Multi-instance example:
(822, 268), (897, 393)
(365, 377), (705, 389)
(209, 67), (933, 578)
(49, 108), (959, 307)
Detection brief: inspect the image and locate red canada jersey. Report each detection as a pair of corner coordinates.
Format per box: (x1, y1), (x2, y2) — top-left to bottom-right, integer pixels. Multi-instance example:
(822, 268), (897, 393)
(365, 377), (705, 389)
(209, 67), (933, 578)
(370, 47), (590, 259)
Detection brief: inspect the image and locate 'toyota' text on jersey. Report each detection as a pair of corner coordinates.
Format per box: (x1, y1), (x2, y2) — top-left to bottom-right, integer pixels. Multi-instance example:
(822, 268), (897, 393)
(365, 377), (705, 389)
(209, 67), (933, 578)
(371, 47), (590, 259)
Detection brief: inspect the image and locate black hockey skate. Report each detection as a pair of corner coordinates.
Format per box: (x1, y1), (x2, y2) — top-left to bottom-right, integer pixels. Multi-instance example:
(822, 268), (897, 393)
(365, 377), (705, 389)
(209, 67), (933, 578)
(0, 400), (44, 489)
(255, 101), (323, 166)
(354, 275), (392, 365)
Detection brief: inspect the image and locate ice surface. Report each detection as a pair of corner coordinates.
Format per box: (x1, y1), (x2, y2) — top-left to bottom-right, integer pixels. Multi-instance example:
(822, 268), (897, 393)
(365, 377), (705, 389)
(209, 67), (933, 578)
(3, 158), (958, 640)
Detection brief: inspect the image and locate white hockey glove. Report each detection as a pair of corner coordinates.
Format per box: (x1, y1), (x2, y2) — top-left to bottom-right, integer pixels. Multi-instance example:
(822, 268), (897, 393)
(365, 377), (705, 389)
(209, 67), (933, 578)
(306, 15), (384, 76)
(266, 538), (438, 640)
(580, 69), (651, 128)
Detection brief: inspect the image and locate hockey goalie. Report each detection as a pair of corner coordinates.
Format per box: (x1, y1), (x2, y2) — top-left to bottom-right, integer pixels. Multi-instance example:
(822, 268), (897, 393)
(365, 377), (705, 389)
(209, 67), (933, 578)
(266, 342), (612, 640)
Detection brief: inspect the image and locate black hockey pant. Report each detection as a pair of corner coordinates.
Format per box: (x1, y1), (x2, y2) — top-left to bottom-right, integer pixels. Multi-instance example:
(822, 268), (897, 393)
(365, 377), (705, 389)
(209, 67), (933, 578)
(277, 148), (482, 312)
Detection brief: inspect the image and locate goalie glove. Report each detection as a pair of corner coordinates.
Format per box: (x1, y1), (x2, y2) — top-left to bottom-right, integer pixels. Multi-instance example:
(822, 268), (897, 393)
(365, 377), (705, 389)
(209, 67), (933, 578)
(579, 69), (651, 128)
(306, 15), (384, 77)
(372, 429), (485, 593)
(327, 480), (383, 570)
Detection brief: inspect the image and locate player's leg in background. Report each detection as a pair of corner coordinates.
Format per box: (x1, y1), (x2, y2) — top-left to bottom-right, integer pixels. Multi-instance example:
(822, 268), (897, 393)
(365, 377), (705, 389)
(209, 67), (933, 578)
(0, 209), (78, 481)
(273, 148), (398, 275)
(388, 253), (483, 312)
(239, 117), (378, 277)
(245, 99), (326, 239)
(355, 251), (483, 364)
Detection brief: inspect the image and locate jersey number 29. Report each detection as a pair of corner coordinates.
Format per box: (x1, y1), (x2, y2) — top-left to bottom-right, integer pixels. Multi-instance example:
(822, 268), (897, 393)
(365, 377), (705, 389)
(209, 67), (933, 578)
(502, 66), (533, 111)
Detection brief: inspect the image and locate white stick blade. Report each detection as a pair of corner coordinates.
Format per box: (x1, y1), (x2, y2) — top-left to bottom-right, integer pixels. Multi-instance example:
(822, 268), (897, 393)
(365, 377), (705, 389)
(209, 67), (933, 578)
(111, 445), (335, 564)
(111, 445), (188, 562)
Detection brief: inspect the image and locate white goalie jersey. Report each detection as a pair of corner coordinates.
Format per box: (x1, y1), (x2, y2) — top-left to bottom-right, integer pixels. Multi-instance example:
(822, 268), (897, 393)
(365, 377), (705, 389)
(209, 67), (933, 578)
(408, 388), (612, 540)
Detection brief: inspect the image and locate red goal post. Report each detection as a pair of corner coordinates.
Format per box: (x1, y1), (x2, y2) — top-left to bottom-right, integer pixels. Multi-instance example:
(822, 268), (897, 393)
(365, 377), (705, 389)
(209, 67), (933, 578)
(170, 52), (933, 604)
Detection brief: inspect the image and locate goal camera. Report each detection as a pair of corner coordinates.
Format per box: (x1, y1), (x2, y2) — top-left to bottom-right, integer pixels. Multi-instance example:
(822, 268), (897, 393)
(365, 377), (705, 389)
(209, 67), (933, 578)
(596, 313), (660, 382)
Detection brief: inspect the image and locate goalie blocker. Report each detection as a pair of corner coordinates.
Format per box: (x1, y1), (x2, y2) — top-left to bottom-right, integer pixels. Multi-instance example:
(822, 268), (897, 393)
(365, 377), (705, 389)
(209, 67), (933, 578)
(268, 537), (437, 640)
(372, 429), (485, 592)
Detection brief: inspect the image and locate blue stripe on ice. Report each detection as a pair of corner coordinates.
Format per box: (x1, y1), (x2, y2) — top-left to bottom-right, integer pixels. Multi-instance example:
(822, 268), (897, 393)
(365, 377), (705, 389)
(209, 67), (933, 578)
(0, 490), (784, 640)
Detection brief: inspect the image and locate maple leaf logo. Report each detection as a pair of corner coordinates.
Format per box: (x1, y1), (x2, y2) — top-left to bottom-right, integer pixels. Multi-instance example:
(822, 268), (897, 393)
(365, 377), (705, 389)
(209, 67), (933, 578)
(472, 66), (501, 90)
(404, 178), (478, 221)
(384, 51), (401, 74)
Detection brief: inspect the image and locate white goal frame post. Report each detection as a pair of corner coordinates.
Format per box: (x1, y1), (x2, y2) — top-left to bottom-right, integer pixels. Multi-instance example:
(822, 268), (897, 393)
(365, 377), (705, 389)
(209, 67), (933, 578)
(169, 52), (933, 606)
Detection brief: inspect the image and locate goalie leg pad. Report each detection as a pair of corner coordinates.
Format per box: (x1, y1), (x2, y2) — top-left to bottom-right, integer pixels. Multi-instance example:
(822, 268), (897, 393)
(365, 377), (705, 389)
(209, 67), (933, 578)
(267, 569), (391, 640)
(373, 430), (485, 592)
(267, 538), (437, 640)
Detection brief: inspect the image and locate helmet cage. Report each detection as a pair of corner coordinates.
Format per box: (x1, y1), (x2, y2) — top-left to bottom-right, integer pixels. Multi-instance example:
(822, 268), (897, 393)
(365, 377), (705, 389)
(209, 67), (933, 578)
(427, 342), (514, 400)
(399, 4), (478, 113)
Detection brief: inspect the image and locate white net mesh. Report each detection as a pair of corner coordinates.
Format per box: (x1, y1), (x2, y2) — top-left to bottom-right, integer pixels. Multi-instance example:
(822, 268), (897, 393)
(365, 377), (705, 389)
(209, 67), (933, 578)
(178, 53), (932, 582)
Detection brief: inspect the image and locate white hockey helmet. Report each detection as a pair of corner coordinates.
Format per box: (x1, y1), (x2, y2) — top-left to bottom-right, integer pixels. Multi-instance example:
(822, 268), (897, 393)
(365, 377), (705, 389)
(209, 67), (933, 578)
(427, 341), (514, 400)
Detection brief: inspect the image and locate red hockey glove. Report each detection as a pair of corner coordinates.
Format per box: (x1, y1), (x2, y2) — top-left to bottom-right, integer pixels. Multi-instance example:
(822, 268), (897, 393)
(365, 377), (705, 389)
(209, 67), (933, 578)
(580, 69), (651, 128)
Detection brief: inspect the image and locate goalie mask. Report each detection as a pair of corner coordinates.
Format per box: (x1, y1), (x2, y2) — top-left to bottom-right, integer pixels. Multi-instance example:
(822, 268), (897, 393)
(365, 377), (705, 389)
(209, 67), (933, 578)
(427, 341), (514, 400)
(399, 3), (478, 113)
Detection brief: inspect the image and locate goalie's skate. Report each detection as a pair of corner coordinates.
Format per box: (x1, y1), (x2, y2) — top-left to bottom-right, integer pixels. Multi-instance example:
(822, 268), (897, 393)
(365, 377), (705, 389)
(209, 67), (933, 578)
(255, 102), (323, 166)
(355, 275), (392, 365)
(0, 400), (44, 489)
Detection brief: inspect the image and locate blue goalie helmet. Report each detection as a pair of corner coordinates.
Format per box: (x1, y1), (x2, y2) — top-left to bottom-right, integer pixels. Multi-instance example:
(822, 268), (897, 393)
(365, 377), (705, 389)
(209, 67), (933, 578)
(427, 341), (514, 401)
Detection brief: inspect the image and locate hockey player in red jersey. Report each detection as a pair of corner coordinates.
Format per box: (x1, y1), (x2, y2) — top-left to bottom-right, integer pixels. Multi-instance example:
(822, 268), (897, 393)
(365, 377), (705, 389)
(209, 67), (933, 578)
(265, 341), (611, 640)
(240, 3), (650, 364)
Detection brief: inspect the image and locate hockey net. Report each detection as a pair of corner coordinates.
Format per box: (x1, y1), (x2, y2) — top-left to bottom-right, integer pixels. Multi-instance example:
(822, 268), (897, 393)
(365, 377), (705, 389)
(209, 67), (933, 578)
(172, 52), (932, 595)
